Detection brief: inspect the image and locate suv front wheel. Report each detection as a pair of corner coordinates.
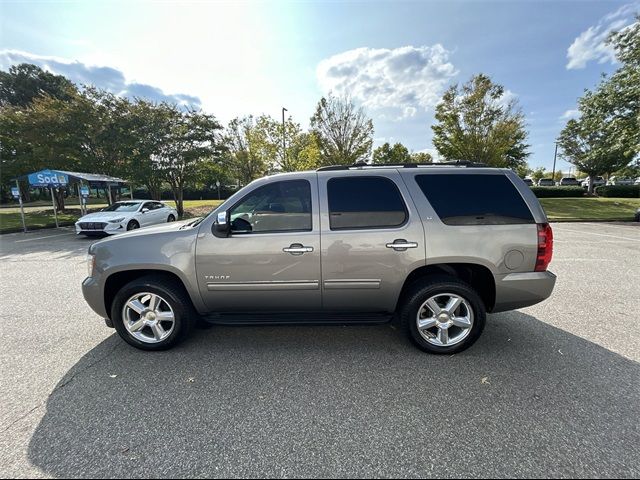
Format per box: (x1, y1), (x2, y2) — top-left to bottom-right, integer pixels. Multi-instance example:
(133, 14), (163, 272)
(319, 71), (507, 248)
(399, 276), (486, 354)
(111, 275), (195, 350)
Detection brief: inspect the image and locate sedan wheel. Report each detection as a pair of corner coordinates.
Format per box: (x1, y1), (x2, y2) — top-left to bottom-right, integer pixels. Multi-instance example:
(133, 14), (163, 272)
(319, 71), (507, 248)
(126, 220), (139, 231)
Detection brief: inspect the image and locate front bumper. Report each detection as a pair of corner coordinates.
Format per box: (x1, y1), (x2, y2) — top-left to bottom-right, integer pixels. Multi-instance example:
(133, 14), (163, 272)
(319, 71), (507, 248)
(75, 222), (125, 235)
(493, 270), (557, 313)
(82, 275), (110, 319)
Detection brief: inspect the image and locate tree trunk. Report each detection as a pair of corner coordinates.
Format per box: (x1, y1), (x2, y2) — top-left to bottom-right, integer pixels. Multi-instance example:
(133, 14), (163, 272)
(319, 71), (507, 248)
(146, 182), (161, 201)
(588, 175), (595, 195)
(170, 182), (184, 218)
(19, 181), (31, 203)
(54, 187), (66, 211)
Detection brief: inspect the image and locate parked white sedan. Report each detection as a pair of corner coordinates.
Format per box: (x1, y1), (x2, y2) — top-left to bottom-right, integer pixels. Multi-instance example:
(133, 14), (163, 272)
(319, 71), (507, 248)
(75, 200), (178, 236)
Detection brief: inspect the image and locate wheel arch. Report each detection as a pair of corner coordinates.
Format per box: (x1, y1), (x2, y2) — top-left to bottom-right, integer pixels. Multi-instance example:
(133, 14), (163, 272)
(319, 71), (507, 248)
(396, 263), (496, 312)
(104, 268), (202, 319)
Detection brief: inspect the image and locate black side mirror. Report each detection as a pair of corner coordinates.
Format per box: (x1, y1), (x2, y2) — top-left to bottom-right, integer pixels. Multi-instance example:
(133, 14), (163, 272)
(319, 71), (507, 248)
(213, 211), (230, 237)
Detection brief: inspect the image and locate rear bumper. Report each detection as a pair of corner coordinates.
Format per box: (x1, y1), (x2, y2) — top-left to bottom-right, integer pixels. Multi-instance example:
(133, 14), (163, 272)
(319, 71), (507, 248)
(492, 271), (556, 313)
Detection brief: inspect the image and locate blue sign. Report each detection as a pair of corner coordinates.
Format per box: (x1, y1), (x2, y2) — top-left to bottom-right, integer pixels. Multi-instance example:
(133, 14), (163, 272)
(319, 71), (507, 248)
(11, 187), (20, 198)
(80, 186), (90, 197)
(28, 170), (69, 187)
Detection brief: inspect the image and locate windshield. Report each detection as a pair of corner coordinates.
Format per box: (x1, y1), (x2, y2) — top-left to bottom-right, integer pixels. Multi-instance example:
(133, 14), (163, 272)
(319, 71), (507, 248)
(102, 202), (142, 212)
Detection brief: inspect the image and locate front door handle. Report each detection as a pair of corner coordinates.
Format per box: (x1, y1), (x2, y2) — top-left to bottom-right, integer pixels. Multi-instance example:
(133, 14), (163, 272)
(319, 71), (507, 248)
(283, 243), (314, 255)
(386, 239), (419, 251)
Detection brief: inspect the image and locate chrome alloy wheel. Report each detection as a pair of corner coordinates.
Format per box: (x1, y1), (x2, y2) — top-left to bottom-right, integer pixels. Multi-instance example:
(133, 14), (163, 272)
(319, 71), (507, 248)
(416, 293), (474, 347)
(122, 292), (175, 344)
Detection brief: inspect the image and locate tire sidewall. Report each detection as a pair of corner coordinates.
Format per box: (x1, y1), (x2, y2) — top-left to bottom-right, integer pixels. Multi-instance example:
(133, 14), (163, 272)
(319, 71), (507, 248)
(403, 280), (486, 354)
(167, 215), (175, 222)
(111, 280), (190, 350)
(127, 220), (139, 231)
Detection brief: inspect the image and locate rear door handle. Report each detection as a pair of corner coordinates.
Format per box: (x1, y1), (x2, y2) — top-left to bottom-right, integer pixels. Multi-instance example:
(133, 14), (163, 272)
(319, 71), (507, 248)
(283, 243), (314, 255)
(386, 239), (419, 251)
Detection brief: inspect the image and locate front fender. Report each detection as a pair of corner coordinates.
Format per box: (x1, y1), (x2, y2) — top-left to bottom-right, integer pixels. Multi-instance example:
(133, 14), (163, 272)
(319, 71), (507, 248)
(86, 226), (206, 317)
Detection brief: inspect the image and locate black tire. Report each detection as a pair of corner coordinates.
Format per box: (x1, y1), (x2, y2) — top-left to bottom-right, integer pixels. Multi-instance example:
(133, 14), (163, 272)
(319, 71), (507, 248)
(167, 214), (176, 222)
(399, 275), (486, 355)
(126, 220), (139, 231)
(111, 275), (196, 351)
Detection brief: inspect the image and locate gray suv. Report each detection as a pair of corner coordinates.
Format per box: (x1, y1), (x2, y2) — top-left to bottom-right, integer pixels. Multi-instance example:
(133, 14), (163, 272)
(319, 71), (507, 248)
(83, 163), (556, 354)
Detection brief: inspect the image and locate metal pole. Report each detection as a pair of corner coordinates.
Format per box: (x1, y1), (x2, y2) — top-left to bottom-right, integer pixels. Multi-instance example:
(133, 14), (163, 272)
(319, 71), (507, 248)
(130, 183), (133, 200)
(107, 184), (113, 205)
(50, 185), (59, 228)
(282, 107), (287, 168)
(15, 180), (27, 233)
(78, 182), (84, 216)
(552, 142), (558, 183)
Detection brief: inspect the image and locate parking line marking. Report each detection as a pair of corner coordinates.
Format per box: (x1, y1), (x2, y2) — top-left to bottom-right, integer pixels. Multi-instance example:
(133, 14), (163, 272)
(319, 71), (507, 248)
(558, 228), (640, 242)
(13, 232), (75, 243)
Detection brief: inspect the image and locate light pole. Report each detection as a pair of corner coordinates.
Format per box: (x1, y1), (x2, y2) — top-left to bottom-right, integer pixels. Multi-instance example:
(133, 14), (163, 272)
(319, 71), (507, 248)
(282, 107), (288, 167)
(552, 141), (559, 183)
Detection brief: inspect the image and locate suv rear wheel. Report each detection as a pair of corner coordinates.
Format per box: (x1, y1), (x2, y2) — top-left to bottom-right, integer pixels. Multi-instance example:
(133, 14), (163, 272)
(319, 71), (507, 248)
(111, 275), (195, 350)
(399, 275), (486, 354)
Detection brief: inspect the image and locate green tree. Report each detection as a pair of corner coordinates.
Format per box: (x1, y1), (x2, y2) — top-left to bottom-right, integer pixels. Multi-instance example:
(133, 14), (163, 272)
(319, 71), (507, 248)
(514, 163), (532, 179)
(125, 100), (174, 200)
(0, 92), (91, 208)
(558, 19), (639, 194)
(310, 94), (374, 165)
(410, 151), (433, 163)
(530, 167), (547, 183)
(0, 63), (76, 107)
(286, 131), (322, 171)
(372, 142), (412, 164)
(224, 116), (270, 185)
(155, 107), (224, 217)
(431, 74), (530, 168)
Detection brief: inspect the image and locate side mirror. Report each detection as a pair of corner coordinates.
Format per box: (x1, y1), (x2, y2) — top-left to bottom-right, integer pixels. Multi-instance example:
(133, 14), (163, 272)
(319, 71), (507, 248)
(141, 207), (149, 213)
(213, 210), (230, 237)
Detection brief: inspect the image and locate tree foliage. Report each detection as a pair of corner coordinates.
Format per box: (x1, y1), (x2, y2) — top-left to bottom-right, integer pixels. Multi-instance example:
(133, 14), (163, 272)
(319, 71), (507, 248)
(372, 142), (411, 164)
(0, 63), (76, 107)
(431, 74), (530, 168)
(153, 107), (223, 217)
(410, 151), (433, 163)
(558, 19), (639, 193)
(310, 94), (374, 165)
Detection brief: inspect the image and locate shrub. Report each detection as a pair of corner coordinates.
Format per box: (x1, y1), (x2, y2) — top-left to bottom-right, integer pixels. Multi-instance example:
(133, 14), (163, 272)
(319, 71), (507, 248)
(530, 186), (585, 198)
(595, 185), (640, 198)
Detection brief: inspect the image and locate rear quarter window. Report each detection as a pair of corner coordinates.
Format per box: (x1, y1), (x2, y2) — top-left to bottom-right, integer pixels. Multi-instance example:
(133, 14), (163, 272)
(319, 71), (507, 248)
(415, 174), (534, 225)
(328, 176), (408, 230)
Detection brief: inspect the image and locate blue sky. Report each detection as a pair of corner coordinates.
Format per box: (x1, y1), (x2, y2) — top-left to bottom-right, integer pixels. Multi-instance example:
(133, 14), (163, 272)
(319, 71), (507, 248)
(1, 0), (638, 171)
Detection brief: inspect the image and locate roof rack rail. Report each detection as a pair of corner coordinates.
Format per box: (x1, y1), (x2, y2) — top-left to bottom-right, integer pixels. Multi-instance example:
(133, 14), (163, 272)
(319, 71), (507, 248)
(316, 160), (489, 171)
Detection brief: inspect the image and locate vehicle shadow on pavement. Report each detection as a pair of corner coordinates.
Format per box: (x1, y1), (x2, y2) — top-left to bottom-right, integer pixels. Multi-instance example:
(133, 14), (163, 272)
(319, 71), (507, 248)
(27, 312), (639, 478)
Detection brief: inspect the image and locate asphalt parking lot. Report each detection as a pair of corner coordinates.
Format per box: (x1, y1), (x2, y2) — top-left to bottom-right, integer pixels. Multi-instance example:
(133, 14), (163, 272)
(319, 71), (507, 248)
(0, 223), (638, 478)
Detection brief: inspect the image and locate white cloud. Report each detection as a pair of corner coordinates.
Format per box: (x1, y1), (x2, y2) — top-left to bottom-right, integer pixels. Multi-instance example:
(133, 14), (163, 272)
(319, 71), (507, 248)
(317, 45), (458, 119)
(0, 50), (201, 107)
(560, 109), (580, 121)
(566, 3), (639, 69)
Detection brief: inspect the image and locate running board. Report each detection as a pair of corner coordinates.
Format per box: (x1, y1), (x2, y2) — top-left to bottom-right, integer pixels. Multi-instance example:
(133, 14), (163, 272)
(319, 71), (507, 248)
(200, 312), (393, 326)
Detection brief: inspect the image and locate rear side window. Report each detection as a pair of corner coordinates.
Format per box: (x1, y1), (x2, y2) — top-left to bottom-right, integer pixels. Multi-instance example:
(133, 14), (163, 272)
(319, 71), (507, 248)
(328, 176), (408, 230)
(415, 174), (534, 225)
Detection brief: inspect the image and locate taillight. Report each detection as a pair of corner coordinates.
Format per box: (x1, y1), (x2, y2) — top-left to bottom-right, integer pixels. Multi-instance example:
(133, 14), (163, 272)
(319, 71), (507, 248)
(535, 223), (553, 272)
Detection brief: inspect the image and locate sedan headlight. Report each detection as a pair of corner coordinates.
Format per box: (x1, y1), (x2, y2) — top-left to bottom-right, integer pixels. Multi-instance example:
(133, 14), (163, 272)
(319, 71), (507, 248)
(87, 254), (96, 277)
(108, 217), (125, 223)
